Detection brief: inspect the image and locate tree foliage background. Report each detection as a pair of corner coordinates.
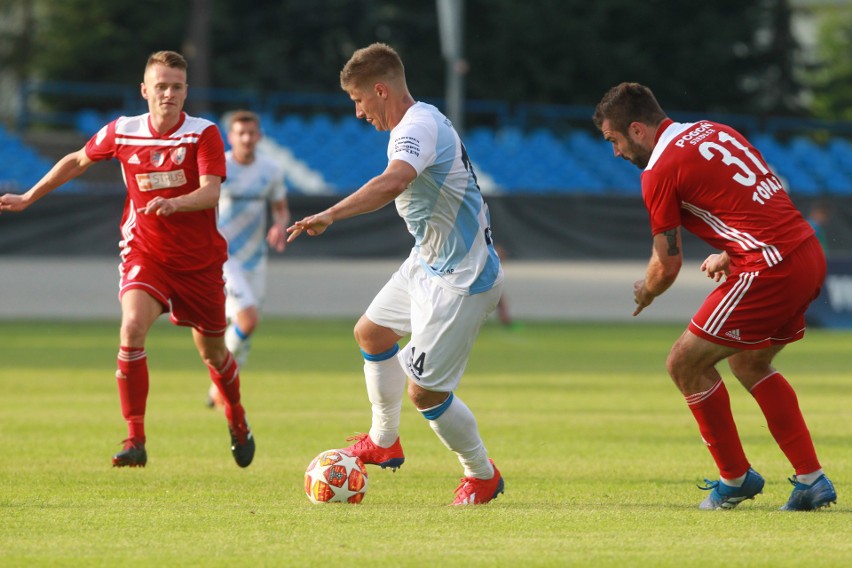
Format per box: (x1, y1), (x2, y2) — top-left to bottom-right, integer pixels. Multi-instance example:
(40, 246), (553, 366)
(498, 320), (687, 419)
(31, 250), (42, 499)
(808, 6), (852, 121)
(1, 0), (849, 120)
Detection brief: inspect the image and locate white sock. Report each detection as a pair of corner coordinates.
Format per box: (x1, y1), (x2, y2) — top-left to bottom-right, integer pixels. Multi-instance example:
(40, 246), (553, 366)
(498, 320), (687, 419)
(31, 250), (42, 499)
(720, 472), (747, 488)
(423, 393), (493, 479)
(225, 324), (251, 368)
(795, 469), (824, 485)
(364, 349), (407, 448)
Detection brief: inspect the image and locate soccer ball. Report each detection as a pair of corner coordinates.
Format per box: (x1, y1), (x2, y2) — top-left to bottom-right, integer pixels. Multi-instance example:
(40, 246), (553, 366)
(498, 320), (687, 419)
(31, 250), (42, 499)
(304, 449), (368, 504)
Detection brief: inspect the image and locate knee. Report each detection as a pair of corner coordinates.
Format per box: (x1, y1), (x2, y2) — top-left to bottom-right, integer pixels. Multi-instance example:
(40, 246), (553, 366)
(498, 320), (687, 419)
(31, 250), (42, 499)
(665, 343), (683, 379)
(353, 320), (367, 347)
(199, 343), (230, 370)
(120, 318), (149, 346)
(727, 358), (749, 380)
(665, 343), (695, 392)
(727, 358), (770, 385)
(407, 381), (449, 410)
(236, 308), (260, 335)
(238, 319), (258, 336)
(354, 316), (397, 355)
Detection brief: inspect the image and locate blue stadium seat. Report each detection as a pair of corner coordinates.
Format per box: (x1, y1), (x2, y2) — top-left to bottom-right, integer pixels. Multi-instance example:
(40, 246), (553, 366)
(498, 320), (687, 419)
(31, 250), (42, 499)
(827, 138), (852, 174)
(749, 134), (820, 195)
(822, 170), (852, 194)
(220, 112), (852, 196)
(750, 133), (789, 170)
(2, 120), (86, 191)
(782, 170), (822, 196)
(788, 136), (852, 195)
(75, 109), (103, 136)
(564, 129), (639, 192)
(276, 114), (306, 138)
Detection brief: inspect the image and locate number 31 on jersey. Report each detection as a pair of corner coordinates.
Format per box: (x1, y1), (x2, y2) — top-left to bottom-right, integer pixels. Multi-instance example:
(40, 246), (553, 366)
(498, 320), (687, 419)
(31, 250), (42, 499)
(699, 131), (784, 205)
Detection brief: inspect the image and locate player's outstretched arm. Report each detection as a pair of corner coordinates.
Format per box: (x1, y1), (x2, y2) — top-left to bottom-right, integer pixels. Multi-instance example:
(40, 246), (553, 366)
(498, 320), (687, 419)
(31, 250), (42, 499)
(287, 159), (416, 242)
(0, 148), (93, 214)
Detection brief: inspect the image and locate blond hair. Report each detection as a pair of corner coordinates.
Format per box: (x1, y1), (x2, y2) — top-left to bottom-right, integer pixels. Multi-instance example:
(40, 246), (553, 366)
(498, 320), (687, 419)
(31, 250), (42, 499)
(145, 50), (188, 72)
(340, 43), (405, 91)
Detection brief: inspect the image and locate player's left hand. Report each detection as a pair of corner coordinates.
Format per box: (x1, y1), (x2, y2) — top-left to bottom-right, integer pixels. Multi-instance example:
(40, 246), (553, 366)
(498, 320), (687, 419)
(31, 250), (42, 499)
(632, 279), (654, 316)
(137, 196), (178, 216)
(701, 253), (730, 282)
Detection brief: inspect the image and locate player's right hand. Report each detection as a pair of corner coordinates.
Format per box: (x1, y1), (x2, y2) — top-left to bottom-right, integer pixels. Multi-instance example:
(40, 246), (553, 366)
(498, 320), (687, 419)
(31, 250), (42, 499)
(632, 279), (654, 316)
(0, 193), (30, 213)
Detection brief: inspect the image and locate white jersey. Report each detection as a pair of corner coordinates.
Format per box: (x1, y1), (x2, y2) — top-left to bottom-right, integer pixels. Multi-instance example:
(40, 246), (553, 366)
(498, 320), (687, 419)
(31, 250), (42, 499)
(218, 151), (286, 271)
(389, 102), (503, 295)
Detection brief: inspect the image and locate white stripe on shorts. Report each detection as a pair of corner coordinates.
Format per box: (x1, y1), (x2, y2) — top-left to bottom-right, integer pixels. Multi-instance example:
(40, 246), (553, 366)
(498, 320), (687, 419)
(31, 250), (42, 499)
(703, 271), (758, 335)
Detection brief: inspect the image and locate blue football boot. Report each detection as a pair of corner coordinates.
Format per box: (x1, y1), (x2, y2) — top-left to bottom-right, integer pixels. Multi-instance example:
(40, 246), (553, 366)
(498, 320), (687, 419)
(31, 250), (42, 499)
(780, 474), (837, 511)
(698, 468), (765, 510)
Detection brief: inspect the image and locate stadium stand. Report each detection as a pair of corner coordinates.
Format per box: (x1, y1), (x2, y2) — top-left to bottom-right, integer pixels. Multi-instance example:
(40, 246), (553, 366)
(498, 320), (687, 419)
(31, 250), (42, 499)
(6, 96), (852, 197)
(246, 114), (849, 197)
(0, 124), (78, 193)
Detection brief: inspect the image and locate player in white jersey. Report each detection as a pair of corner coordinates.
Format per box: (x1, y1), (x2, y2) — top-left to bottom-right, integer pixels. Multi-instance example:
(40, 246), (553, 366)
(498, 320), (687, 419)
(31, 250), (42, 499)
(208, 110), (289, 408)
(288, 43), (505, 505)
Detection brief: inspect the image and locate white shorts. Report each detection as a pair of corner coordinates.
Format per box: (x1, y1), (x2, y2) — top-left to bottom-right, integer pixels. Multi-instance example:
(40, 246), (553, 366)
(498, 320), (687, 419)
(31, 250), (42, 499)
(365, 255), (502, 392)
(223, 258), (267, 320)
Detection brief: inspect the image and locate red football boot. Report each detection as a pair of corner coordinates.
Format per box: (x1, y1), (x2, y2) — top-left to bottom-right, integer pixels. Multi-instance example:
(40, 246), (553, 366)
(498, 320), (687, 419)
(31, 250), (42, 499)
(343, 433), (405, 471)
(452, 459), (504, 505)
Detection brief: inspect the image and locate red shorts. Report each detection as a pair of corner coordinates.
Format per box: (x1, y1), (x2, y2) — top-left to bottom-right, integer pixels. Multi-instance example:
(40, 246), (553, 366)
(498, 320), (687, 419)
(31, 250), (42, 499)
(689, 236), (826, 350)
(119, 257), (227, 336)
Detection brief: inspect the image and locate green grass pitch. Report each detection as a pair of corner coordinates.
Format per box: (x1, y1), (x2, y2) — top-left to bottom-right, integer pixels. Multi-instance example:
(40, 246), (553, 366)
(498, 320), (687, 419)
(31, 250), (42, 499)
(0, 319), (849, 566)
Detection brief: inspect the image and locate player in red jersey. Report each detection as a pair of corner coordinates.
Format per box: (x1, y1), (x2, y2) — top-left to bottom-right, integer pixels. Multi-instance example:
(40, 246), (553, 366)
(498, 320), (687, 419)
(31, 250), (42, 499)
(593, 82), (836, 511)
(0, 51), (255, 469)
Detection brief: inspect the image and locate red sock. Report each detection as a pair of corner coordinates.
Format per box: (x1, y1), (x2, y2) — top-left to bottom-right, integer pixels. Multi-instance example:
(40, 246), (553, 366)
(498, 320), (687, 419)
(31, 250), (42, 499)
(208, 352), (245, 427)
(116, 346), (149, 444)
(685, 379), (750, 479)
(751, 372), (820, 475)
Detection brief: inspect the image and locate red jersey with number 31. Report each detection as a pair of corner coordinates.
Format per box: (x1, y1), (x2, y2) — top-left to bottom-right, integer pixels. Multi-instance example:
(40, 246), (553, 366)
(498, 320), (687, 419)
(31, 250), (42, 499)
(641, 119), (814, 272)
(85, 112), (228, 272)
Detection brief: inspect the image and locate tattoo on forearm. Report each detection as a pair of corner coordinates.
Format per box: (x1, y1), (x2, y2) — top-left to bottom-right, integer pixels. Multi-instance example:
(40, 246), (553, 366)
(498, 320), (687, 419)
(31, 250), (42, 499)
(664, 229), (679, 256)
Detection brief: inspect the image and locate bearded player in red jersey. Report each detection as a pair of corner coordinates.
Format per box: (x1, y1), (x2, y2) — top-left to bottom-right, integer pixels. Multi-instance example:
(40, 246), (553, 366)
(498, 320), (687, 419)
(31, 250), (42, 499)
(0, 51), (255, 469)
(593, 83), (836, 511)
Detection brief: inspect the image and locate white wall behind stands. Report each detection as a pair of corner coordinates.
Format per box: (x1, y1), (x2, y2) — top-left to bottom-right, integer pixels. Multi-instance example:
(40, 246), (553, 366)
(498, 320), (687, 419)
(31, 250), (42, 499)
(0, 258), (716, 323)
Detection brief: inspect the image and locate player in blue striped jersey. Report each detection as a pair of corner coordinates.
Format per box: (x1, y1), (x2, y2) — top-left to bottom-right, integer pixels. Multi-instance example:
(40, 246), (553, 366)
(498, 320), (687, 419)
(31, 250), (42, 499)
(288, 43), (505, 505)
(209, 110), (289, 407)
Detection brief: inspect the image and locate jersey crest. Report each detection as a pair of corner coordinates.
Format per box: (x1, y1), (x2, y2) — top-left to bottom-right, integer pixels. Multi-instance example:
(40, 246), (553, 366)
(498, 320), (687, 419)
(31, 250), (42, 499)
(171, 147), (187, 165)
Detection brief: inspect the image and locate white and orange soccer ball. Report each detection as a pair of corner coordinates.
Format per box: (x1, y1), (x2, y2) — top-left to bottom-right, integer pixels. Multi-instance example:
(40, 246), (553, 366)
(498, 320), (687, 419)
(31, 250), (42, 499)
(304, 449), (368, 504)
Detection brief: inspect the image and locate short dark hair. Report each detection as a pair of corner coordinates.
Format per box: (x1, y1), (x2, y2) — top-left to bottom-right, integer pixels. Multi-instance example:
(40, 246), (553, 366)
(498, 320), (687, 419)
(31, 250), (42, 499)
(225, 109), (261, 132)
(593, 82), (666, 133)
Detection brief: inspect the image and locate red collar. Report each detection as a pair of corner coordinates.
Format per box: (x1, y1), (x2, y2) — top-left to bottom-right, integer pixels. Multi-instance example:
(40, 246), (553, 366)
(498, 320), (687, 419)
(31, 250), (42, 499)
(653, 118), (674, 145)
